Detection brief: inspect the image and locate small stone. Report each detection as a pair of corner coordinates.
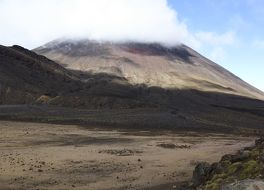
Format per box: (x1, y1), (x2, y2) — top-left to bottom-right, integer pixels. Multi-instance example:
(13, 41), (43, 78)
(40, 161), (45, 165)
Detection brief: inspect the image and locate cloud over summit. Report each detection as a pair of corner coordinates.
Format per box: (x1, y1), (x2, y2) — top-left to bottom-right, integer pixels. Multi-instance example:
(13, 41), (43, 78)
(0, 0), (200, 48)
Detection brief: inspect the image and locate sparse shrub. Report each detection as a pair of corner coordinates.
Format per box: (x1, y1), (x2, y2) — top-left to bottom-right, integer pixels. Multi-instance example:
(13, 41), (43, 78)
(36, 95), (51, 104)
(205, 182), (219, 190)
(239, 160), (260, 180)
(227, 162), (242, 175)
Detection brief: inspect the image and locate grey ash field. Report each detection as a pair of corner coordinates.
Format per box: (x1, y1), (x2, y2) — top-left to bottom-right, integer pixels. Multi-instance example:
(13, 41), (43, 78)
(0, 40), (264, 190)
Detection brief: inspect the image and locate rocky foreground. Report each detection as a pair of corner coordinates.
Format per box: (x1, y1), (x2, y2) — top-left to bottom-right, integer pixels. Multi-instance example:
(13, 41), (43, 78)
(180, 138), (264, 190)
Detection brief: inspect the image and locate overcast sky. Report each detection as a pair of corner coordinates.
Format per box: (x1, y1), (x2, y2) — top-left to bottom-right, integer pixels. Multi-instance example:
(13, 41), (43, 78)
(0, 0), (263, 91)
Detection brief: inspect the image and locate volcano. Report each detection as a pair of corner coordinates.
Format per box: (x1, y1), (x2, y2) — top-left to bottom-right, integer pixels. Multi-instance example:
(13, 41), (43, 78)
(0, 39), (263, 132)
(35, 39), (264, 100)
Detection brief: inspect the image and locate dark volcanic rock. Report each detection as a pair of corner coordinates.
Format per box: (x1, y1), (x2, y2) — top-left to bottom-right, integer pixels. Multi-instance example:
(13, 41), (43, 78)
(183, 138), (264, 190)
(192, 162), (212, 186)
(230, 150), (251, 163)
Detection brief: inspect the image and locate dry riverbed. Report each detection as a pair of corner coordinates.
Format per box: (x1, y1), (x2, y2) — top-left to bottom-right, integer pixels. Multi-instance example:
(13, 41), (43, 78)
(0, 121), (254, 190)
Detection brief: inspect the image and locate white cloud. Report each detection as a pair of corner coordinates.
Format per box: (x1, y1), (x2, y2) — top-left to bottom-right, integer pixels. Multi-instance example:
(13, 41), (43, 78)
(0, 0), (236, 54)
(0, 0), (201, 48)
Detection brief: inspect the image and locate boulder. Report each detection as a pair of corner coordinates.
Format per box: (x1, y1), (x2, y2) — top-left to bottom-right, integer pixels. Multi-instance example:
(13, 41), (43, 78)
(220, 150), (250, 163)
(230, 150), (250, 163)
(192, 162), (212, 186)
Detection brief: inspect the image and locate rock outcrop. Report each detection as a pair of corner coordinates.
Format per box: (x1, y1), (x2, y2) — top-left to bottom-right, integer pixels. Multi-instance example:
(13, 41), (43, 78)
(182, 138), (264, 190)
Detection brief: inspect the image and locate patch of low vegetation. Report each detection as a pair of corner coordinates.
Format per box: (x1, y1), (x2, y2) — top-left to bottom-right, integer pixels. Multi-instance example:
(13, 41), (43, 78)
(36, 95), (53, 104)
(180, 138), (264, 190)
(157, 143), (191, 149)
(98, 149), (143, 156)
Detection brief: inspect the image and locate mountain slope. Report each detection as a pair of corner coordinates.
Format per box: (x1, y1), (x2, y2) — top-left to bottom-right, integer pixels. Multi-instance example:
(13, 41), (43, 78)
(0, 45), (82, 104)
(34, 39), (264, 100)
(0, 43), (263, 132)
(0, 45), (145, 107)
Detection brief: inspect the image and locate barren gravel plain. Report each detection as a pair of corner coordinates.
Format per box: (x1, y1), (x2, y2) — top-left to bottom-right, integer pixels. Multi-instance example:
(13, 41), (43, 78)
(0, 120), (254, 190)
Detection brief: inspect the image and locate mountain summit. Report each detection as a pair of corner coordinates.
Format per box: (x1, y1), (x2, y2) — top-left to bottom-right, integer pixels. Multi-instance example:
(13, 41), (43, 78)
(35, 39), (264, 100)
